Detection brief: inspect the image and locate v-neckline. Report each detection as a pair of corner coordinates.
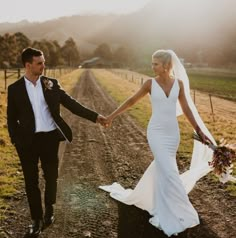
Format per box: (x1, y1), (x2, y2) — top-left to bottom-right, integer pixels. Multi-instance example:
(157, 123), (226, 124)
(153, 78), (176, 99)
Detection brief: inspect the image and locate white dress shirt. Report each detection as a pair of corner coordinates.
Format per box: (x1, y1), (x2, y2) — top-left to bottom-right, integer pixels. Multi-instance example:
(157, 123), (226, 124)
(24, 76), (57, 133)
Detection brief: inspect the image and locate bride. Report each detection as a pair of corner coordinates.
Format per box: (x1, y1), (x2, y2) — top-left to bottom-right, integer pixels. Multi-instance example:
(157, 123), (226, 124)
(99, 49), (215, 237)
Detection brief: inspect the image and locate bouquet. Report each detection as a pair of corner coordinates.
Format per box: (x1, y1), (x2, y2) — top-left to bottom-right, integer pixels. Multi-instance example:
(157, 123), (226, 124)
(193, 132), (236, 183)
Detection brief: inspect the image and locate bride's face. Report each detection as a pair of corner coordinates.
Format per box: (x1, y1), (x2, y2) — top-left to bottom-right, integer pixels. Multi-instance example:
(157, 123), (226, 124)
(152, 58), (165, 75)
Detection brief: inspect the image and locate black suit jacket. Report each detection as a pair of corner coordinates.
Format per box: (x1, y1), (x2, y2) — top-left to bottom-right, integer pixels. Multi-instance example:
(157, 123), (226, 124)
(7, 76), (98, 148)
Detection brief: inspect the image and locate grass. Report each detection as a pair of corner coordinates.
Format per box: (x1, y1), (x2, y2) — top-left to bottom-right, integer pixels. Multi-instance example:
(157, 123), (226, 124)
(91, 69), (152, 127)
(0, 68), (84, 220)
(0, 94), (21, 220)
(0, 68), (75, 92)
(188, 73), (236, 101)
(137, 68), (236, 102)
(92, 68), (236, 196)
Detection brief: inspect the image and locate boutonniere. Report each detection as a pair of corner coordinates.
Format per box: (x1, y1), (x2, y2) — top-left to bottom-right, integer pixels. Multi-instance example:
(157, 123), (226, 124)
(43, 78), (53, 91)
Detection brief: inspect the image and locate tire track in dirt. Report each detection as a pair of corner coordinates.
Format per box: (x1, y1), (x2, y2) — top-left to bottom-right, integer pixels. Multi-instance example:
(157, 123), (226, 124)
(40, 70), (158, 238)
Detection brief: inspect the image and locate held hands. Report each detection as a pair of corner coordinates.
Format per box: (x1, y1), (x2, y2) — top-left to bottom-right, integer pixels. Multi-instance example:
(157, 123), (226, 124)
(96, 114), (113, 128)
(103, 115), (113, 128)
(96, 115), (106, 125)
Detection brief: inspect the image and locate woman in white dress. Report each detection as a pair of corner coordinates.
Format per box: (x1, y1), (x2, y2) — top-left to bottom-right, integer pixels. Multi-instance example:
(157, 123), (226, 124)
(100, 50), (215, 237)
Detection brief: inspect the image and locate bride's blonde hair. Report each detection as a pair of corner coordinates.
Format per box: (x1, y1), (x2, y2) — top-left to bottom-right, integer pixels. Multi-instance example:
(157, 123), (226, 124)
(152, 50), (173, 72)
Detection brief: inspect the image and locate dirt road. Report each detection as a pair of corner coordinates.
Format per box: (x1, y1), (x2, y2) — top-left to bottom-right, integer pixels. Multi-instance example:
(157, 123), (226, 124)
(2, 70), (235, 238)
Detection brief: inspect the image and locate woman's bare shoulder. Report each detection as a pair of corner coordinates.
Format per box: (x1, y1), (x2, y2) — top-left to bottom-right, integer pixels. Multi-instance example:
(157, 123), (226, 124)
(144, 78), (153, 85)
(143, 78), (152, 88)
(177, 79), (184, 88)
(177, 78), (183, 84)
(140, 78), (152, 93)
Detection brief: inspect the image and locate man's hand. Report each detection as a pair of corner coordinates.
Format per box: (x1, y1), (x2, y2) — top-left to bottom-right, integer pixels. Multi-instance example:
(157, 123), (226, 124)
(103, 116), (113, 128)
(96, 115), (107, 126)
(96, 114), (114, 128)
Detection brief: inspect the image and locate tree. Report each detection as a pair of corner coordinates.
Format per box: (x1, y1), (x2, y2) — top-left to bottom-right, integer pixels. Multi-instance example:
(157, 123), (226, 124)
(49, 40), (64, 66)
(31, 39), (63, 67)
(61, 38), (80, 67)
(94, 43), (112, 61)
(0, 33), (18, 67)
(0, 35), (4, 67)
(113, 46), (134, 67)
(32, 40), (50, 62)
(14, 32), (31, 67)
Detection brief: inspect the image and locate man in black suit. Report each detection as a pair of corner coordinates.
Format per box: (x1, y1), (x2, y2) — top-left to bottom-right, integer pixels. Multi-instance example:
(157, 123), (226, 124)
(7, 47), (105, 237)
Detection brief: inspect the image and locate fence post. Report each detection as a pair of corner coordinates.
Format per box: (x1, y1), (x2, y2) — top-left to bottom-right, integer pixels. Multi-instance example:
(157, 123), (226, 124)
(209, 94), (215, 122)
(4, 69), (7, 90)
(193, 90), (196, 104)
(141, 78), (143, 85)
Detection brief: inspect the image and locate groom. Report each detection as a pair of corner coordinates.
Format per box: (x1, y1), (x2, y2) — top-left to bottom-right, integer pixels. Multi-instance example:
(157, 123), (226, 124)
(7, 47), (105, 237)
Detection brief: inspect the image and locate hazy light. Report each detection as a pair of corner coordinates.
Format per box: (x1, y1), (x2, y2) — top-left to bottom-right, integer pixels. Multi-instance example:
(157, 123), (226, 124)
(0, 0), (151, 23)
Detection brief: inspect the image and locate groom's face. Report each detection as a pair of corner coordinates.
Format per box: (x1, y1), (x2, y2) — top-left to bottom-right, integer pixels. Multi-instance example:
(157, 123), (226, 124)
(27, 55), (45, 76)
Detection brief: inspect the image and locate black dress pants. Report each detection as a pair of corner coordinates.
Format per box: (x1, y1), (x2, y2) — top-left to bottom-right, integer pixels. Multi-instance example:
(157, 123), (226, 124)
(16, 130), (60, 220)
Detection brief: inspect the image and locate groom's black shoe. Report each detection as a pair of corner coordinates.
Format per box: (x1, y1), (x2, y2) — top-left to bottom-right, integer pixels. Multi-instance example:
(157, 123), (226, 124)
(43, 205), (55, 227)
(25, 219), (43, 237)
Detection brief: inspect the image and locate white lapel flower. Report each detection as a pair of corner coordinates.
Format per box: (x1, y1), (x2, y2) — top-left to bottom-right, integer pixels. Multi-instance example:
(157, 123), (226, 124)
(43, 78), (53, 90)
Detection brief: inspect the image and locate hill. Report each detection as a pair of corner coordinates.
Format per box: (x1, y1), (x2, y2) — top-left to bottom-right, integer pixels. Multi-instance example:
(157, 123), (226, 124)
(1, 0), (236, 61)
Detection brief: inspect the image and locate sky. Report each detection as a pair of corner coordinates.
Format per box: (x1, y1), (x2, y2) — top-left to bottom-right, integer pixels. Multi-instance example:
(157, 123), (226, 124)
(0, 0), (151, 23)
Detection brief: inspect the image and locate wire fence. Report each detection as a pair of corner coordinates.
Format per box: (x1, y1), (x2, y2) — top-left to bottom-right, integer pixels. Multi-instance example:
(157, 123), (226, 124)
(1, 68), (235, 125)
(0, 68), (75, 92)
(107, 69), (236, 124)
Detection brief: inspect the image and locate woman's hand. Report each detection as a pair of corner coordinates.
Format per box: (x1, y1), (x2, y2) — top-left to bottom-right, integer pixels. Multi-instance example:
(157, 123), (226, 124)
(103, 115), (114, 128)
(96, 115), (106, 125)
(196, 127), (213, 145)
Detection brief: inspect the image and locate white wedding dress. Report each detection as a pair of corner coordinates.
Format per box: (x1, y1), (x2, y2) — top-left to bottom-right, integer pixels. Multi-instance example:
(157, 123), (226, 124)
(100, 78), (200, 237)
(99, 50), (216, 237)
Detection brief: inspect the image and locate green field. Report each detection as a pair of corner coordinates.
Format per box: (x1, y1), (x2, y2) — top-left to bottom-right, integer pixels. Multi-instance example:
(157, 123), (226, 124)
(137, 68), (236, 102)
(188, 73), (236, 101)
